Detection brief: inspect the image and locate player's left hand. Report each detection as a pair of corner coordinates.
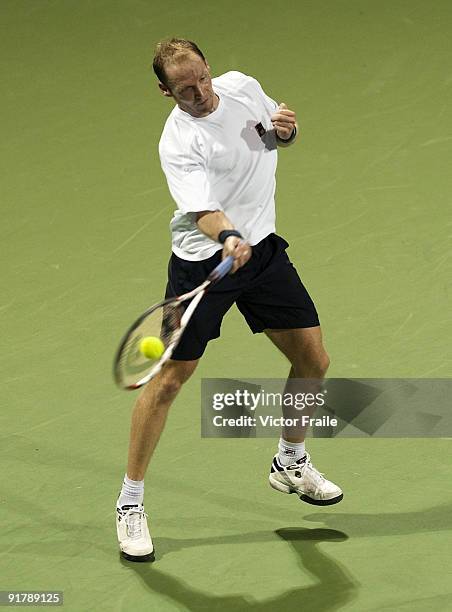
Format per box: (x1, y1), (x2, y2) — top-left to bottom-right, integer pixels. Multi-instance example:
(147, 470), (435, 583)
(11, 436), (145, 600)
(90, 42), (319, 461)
(271, 103), (297, 140)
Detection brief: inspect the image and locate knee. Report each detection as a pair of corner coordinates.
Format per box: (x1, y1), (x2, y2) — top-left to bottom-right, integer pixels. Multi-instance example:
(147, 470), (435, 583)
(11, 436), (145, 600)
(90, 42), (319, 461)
(154, 360), (198, 403)
(156, 377), (183, 402)
(318, 351), (330, 376)
(293, 349), (330, 377)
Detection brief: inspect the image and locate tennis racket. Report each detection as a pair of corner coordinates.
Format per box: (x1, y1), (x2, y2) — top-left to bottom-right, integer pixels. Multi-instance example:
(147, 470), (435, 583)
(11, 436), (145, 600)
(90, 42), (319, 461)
(113, 255), (234, 390)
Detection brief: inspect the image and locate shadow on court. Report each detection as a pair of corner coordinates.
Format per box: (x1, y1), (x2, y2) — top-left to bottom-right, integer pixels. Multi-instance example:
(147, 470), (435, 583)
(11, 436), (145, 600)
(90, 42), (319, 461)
(120, 528), (357, 612)
(302, 501), (452, 537)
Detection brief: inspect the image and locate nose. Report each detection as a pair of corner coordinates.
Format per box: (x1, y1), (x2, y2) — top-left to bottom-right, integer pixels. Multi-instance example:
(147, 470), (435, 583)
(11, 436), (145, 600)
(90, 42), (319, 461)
(193, 86), (203, 100)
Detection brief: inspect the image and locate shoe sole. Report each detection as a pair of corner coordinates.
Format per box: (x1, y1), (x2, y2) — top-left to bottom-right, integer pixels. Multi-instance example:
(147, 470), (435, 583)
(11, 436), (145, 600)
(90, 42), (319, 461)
(120, 549), (155, 563)
(269, 476), (343, 506)
(299, 492), (343, 506)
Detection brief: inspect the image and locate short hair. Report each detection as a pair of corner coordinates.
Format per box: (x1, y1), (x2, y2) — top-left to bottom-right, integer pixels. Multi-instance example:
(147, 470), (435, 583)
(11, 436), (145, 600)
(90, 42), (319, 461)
(153, 38), (206, 87)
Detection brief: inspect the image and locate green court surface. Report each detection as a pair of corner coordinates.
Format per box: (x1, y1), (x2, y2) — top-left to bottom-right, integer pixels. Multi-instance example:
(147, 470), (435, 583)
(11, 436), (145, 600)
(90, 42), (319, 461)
(1, 1), (451, 610)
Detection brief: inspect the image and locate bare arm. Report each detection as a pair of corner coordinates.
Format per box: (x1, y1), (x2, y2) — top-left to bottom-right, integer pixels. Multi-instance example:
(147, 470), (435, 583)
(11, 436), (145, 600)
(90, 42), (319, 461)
(195, 210), (233, 239)
(196, 210), (252, 273)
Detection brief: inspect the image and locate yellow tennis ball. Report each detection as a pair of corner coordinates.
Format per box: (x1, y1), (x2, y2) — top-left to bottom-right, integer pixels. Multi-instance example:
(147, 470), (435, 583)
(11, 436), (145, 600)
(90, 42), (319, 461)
(139, 336), (165, 359)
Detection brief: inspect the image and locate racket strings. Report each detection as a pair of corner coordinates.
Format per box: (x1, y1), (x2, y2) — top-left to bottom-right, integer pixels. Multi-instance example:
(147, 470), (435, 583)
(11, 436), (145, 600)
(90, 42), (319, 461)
(160, 303), (182, 346)
(116, 301), (183, 388)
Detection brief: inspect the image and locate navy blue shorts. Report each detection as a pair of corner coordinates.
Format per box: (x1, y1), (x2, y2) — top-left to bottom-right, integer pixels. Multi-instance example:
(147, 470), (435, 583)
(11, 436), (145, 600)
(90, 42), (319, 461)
(165, 233), (320, 360)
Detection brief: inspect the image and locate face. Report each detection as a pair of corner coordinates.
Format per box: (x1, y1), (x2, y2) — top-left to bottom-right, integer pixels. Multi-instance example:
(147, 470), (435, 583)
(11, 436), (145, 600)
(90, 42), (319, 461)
(159, 54), (218, 118)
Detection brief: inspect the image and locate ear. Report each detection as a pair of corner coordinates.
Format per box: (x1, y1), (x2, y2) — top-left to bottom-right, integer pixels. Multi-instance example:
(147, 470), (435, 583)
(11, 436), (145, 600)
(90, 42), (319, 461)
(158, 82), (173, 98)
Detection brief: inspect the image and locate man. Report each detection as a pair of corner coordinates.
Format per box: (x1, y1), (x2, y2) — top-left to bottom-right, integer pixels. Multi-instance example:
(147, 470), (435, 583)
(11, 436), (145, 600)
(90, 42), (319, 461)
(116, 38), (343, 562)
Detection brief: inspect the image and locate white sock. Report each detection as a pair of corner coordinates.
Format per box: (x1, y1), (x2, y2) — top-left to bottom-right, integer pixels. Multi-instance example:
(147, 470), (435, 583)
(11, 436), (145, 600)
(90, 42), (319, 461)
(117, 474), (144, 508)
(278, 438), (306, 466)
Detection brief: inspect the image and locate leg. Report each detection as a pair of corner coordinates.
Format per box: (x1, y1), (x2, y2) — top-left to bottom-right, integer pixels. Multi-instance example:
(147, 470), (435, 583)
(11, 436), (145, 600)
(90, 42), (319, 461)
(127, 358), (199, 480)
(266, 327), (342, 505)
(116, 358), (198, 562)
(265, 326), (330, 378)
(265, 326), (330, 442)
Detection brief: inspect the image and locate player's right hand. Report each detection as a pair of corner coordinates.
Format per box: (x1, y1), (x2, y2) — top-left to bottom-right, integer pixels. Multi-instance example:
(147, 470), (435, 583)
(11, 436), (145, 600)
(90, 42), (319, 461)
(222, 237), (252, 273)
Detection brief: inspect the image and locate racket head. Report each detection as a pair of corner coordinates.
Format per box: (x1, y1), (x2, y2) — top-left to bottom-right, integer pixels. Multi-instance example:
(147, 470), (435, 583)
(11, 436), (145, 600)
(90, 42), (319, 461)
(113, 256), (234, 390)
(113, 298), (184, 390)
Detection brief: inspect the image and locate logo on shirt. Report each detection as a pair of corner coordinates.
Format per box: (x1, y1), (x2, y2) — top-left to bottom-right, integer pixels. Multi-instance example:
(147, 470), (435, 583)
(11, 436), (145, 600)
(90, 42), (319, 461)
(254, 122), (266, 137)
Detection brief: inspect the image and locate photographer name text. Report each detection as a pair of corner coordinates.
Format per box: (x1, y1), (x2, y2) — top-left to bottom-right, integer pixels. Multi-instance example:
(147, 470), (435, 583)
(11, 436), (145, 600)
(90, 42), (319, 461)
(212, 415), (338, 428)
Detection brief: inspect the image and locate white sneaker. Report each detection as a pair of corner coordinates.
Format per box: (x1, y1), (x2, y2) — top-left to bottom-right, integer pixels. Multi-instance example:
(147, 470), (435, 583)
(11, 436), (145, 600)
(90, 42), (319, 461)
(269, 453), (343, 506)
(116, 504), (155, 562)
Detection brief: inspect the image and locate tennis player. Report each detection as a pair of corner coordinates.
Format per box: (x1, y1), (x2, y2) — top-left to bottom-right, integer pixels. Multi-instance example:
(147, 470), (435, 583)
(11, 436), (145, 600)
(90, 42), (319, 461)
(116, 38), (343, 562)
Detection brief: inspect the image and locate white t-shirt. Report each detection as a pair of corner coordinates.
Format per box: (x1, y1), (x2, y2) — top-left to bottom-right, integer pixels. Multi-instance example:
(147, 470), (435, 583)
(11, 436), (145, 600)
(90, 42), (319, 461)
(159, 71), (279, 261)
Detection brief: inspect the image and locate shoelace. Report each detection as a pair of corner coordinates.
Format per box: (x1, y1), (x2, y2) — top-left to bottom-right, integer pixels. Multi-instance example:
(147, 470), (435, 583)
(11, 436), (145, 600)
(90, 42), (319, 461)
(121, 507), (148, 540)
(286, 453), (326, 496)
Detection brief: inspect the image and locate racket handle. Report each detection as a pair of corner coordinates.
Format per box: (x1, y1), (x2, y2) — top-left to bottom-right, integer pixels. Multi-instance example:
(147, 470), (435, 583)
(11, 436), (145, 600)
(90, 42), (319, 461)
(207, 255), (234, 283)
